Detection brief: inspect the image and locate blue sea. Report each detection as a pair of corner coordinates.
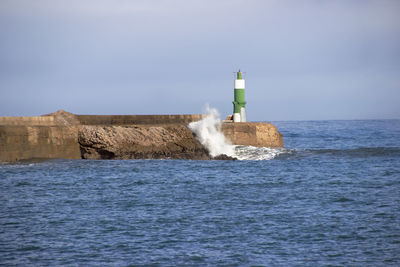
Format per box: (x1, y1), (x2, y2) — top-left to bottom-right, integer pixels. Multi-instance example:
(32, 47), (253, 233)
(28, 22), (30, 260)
(1, 120), (400, 266)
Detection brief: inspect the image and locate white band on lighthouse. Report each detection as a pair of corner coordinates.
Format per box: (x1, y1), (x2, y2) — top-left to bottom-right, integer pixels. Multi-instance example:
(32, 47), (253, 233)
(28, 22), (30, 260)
(234, 80), (245, 89)
(233, 113), (241, 122)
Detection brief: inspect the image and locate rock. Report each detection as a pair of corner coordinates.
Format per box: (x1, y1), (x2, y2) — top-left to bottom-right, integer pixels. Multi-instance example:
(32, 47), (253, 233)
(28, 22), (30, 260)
(43, 110), (80, 126)
(212, 154), (237, 160)
(78, 125), (212, 160)
(225, 115), (233, 121)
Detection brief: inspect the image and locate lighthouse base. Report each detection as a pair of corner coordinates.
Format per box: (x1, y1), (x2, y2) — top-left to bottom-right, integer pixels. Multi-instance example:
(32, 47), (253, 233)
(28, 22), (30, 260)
(233, 113), (241, 122)
(221, 122), (283, 148)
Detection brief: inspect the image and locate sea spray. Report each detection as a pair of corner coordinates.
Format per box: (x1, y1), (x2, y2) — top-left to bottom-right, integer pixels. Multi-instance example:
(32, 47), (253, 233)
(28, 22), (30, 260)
(234, 145), (290, 160)
(189, 106), (289, 160)
(188, 106), (235, 157)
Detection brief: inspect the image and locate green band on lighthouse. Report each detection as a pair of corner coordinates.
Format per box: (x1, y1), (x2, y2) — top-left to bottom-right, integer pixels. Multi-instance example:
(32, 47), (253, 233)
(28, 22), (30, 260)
(233, 89), (246, 113)
(233, 70), (246, 118)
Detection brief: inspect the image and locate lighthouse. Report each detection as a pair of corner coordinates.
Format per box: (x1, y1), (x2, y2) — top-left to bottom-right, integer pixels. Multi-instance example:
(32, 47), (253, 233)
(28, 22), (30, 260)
(232, 70), (246, 122)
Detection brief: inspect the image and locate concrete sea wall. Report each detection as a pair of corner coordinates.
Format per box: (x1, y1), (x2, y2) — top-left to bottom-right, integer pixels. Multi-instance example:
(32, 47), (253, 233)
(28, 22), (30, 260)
(0, 111), (283, 162)
(0, 116), (57, 126)
(0, 125), (81, 162)
(76, 114), (203, 125)
(222, 122), (283, 148)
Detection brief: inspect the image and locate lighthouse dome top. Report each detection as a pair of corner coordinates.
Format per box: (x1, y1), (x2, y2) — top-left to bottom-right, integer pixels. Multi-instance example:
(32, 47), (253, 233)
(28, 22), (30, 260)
(234, 69), (245, 80)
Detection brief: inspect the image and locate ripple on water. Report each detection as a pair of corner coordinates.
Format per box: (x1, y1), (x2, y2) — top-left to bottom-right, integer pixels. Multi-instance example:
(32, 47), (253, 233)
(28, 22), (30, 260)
(1, 120), (400, 266)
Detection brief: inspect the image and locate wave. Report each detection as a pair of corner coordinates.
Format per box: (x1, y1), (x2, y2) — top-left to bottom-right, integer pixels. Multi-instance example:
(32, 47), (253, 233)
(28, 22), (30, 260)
(233, 146), (294, 160)
(188, 106), (294, 161)
(188, 105), (234, 157)
(231, 146), (400, 161)
(189, 105), (400, 161)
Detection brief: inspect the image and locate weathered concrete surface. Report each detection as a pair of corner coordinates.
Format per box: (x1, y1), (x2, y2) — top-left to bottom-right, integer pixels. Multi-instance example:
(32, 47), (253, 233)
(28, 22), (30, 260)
(0, 126), (81, 162)
(76, 114), (203, 125)
(221, 122), (283, 148)
(0, 116), (57, 126)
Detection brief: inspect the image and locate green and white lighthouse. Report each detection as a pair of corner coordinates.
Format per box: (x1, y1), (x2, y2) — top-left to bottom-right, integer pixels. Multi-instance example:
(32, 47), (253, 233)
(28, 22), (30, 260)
(233, 70), (246, 122)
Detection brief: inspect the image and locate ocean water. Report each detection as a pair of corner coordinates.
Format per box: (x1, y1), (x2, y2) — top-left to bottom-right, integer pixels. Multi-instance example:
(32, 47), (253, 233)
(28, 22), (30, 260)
(1, 120), (400, 266)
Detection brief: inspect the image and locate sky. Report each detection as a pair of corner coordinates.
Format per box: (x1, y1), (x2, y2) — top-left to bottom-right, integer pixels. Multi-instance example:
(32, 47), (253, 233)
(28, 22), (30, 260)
(0, 0), (399, 121)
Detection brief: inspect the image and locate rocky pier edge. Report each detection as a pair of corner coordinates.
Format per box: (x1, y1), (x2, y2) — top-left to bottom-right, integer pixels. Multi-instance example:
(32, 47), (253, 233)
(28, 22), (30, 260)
(0, 110), (283, 162)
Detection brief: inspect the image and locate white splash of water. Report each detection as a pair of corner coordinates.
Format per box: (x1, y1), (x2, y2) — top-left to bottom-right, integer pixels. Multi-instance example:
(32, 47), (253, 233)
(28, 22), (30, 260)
(234, 146), (289, 160)
(189, 105), (290, 160)
(188, 105), (235, 157)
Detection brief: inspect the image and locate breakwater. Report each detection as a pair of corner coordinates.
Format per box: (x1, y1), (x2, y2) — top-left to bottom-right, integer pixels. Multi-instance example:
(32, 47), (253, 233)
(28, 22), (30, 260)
(0, 110), (283, 162)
